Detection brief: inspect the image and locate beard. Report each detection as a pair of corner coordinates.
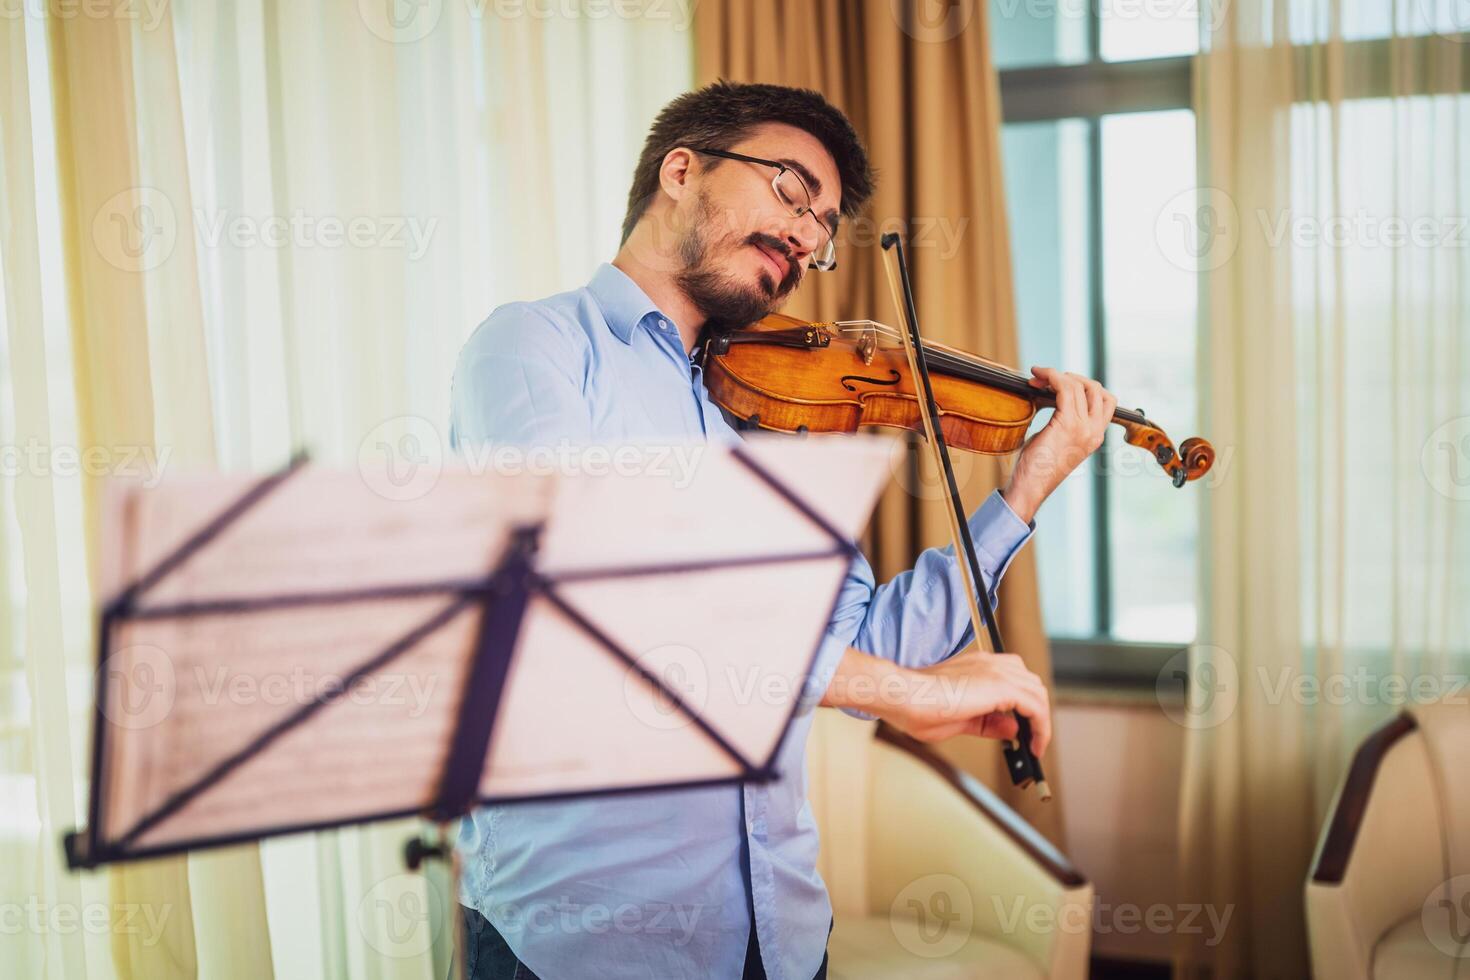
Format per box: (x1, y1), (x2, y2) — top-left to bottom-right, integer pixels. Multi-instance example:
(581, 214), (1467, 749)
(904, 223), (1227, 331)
(675, 191), (801, 332)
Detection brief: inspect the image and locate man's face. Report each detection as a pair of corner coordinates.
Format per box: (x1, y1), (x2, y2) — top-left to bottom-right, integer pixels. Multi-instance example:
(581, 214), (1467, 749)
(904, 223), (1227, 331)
(673, 122), (842, 329)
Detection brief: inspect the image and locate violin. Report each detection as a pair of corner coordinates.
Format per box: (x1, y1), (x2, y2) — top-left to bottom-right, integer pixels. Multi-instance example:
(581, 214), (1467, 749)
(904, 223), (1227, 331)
(703, 234), (1214, 803)
(702, 314), (1215, 488)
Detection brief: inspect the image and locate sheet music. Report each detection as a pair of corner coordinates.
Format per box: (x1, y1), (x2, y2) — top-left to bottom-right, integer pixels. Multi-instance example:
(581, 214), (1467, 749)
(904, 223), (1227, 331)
(87, 436), (894, 858)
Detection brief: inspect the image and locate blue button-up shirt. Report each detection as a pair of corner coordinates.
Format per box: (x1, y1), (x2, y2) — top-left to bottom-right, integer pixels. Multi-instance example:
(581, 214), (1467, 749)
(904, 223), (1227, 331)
(449, 263), (1034, 980)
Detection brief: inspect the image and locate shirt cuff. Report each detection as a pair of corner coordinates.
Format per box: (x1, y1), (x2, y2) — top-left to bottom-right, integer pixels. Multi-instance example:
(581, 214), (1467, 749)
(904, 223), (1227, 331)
(798, 628), (849, 715)
(968, 489), (1035, 581)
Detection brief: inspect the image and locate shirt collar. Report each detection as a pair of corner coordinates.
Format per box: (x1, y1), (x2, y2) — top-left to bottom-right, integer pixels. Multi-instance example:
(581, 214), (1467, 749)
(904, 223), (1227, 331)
(587, 262), (664, 345)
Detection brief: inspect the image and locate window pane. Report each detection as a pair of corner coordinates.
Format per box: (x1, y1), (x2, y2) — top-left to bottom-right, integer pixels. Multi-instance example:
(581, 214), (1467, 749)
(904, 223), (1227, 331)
(1099, 0), (1198, 61)
(990, 0), (1089, 69)
(1290, 95), (1470, 656)
(1001, 119), (1097, 637)
(1100, 110), (1199, 642)
(1289, 3), (1447, 43)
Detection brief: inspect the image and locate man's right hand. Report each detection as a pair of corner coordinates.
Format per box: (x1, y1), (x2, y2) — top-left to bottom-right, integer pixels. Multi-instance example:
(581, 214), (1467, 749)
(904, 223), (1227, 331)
(820, 647), (1052, 757)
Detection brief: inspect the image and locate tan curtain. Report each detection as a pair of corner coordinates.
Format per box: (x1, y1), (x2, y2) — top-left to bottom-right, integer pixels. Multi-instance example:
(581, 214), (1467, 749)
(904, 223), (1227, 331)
(1, 3), (691, 978)
(695, 0), (1065, 846)
(1176, 4), (1470, 977)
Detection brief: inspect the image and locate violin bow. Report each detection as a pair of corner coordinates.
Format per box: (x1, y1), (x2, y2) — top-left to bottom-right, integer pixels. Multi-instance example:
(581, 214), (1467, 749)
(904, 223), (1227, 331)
(878, 232), (1052, 802)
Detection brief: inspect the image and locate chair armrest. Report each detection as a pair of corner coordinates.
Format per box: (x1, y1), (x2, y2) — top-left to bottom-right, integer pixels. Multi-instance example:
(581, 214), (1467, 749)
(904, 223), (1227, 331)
(865, 724), (1093, 978)
(1306, 712), (1443, 980)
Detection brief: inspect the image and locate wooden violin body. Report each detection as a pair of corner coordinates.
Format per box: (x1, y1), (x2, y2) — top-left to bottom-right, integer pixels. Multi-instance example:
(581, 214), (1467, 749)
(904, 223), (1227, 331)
(703, 312), (1215, 487)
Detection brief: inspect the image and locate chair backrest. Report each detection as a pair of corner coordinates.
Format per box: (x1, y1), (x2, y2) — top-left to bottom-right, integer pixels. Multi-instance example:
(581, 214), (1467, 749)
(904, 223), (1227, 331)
(1408, 699), (1470, 882)
(805, 710), (877, 916)
(1307, 697), (1470, 975)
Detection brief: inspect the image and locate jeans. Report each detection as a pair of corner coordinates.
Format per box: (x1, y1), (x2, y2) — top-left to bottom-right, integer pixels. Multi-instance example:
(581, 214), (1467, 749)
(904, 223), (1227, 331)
(456, 905), (830, 980)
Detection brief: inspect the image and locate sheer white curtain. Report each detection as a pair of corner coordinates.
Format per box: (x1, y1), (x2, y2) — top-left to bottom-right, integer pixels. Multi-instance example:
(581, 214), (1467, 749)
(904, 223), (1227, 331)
(1176, 2), (1469, 976)
(0, 3), (691, 977)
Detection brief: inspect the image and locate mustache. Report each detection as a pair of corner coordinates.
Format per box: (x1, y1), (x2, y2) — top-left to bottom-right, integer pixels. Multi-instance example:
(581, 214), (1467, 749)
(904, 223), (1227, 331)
(746, 232), (801, 295)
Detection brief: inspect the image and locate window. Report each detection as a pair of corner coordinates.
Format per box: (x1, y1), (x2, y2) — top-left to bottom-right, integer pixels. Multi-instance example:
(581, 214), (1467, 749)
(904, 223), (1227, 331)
(991, 0), (1201, 684)
(991, 1), (1470, 686)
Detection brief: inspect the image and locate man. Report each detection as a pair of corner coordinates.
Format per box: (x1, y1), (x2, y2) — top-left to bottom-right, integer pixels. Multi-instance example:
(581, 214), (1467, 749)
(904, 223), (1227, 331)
(449, 81), (1117, 980)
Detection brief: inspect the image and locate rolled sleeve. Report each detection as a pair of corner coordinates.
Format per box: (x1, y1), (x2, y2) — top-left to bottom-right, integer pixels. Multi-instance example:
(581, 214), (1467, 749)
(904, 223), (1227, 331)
(796, 627), (853, 715)
(847, 489), (1034, 671)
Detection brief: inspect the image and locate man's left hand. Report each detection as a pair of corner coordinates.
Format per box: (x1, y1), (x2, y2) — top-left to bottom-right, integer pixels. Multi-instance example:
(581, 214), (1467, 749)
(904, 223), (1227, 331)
(1000, 366), (1118, 524)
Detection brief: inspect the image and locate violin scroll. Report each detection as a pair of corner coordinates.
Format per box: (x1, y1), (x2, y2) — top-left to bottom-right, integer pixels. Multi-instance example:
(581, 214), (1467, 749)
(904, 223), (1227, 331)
(1121, 421), (1215, 488)
(1177, 437), (1215, 485)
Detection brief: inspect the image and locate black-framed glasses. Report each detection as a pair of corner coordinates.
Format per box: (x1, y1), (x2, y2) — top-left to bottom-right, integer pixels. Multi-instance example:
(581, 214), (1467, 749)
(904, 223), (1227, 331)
(689, 147), (837, 271)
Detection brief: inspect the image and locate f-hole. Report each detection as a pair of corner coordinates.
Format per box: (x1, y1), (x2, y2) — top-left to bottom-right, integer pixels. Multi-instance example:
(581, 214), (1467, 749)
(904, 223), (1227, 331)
(840, 369), (902, 392)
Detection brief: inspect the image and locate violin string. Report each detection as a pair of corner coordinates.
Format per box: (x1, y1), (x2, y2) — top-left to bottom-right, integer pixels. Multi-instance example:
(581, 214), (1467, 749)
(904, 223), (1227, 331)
(831, 322), (1150, 427)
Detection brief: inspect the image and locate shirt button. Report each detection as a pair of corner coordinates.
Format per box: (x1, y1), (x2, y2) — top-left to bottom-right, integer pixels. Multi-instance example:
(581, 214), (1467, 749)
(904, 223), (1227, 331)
(658, 319), (670, 332)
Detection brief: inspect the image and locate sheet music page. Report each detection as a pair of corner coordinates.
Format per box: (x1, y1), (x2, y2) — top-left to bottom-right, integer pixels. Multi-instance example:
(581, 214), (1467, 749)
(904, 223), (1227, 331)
(481, 435), (893, 800)
(98, 463), (548, 847)
(89, 437), (895, 855)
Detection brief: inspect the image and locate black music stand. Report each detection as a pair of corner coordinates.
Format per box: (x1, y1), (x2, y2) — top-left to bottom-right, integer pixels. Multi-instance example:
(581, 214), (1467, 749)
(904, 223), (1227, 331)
(63, 441), (880, 872)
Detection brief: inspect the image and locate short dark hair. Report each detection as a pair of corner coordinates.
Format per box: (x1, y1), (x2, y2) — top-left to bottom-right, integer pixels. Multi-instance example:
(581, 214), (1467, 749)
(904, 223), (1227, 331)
(620, 80), (875, 244)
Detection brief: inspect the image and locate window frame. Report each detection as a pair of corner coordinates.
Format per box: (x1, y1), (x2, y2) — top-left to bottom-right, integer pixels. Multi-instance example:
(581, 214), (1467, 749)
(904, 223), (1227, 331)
(1000, 45), (1194, 684)
(997, 27), (1469, 689)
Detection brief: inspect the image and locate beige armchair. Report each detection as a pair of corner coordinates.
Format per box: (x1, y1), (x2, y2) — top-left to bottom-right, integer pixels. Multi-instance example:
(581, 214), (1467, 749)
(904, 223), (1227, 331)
(806, 711), (1093, 979)
(1306, 700), (1470, 978)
